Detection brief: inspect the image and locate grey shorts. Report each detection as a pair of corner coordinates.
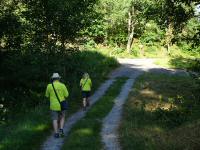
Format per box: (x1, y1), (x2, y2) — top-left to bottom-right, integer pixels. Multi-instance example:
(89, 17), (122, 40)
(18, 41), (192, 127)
(51, 110), (66, 120)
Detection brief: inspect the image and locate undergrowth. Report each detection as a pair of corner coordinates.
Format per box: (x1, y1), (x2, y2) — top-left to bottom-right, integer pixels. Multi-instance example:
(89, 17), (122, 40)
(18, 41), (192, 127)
(119, 73), (200, 150)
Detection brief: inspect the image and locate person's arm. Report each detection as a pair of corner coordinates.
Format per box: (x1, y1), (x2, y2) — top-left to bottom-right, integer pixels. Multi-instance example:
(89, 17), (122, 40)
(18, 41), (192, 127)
(80, 79), (82, 87)
(63, 84), (69, 99)
(90, 79), (92, 88)
(45, 85), (50, 98)
(45, 85), (50, 106)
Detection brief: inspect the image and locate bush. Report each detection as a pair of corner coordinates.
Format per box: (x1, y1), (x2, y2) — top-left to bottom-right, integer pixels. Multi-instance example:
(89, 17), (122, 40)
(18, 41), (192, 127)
(85, 39), (97, 48)
(131, 45), (140, 57)
(140, 21), (165, 44)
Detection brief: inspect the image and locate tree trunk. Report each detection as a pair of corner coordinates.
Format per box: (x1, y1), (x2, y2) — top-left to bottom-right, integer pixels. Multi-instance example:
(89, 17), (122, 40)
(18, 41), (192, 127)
(165, 18), (174, 55)
(126, 6), (135, 53)
(127, 27), (134, 53)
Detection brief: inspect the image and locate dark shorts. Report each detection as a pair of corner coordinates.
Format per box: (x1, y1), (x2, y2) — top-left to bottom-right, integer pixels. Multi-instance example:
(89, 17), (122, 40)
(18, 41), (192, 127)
(51, 110), (66, 120)
(82, 91), (91, 98)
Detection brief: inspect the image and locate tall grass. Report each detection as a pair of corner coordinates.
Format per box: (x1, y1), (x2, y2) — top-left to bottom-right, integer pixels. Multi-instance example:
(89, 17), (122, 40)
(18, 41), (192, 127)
(119, 73), (200, 150)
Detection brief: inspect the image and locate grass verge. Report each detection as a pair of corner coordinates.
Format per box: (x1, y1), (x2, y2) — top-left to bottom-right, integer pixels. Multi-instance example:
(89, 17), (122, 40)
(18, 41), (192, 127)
(61, 78), (127, 150)
(0, 105), (51, 150)
(119, 73), (200, 150)
(155, 56), (200, 72)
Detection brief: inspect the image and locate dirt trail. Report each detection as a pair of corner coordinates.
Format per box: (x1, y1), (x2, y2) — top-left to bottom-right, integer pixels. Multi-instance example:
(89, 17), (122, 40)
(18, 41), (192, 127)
(41, 58), (188, 150)
(101, 58), (188, 150)
(41, 79), (115, 150)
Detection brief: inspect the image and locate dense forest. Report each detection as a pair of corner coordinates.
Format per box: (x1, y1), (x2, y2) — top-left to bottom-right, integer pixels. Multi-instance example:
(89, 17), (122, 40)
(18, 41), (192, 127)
(0, 0), (200, 149)
(0, 0), (199, 51)
(0, 0), (200, 127)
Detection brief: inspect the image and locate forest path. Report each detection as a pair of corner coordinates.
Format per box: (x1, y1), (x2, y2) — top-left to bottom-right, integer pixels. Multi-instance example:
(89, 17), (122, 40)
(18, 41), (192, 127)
(41, 79), (115, 150)
(41, 58), (187, 150)
(101, 58), (188, 150)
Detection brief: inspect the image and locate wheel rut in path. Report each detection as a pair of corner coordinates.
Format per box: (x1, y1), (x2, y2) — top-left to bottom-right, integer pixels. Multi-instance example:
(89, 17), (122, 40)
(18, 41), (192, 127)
(41, 79), (115, 150)
(101, 78), (136, 150)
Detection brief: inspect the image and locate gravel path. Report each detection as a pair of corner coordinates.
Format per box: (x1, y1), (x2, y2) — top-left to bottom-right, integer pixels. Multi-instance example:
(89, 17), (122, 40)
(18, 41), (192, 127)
(41, 58), (188, 150)
(101, 79), (136, 150)
(41, 79), (115, 150)
(101, 58), (188, 150)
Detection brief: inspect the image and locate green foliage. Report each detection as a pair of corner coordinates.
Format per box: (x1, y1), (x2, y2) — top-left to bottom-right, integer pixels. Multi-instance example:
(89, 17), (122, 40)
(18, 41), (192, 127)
(170, 57), (200, 72)
(131, 46), (140, 57)
(177, 17), (200, 49)
(140, 21), (165, 44)
(1, 0), (199, 60)
(81, 19), (106, 44)
(0, 0), (98, 50)
(112, 47), (125, 55)
(85, 39), (97, 48)
(0, 11), (22, 49)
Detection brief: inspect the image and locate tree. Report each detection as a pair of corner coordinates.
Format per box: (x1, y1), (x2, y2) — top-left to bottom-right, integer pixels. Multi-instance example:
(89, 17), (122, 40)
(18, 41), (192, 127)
(0, 0), (97, 52)
(151, 0), (196, 53)
(0, 0), (23, 50)
(126, 0), (147, 53)
(86, 0), (149, 52)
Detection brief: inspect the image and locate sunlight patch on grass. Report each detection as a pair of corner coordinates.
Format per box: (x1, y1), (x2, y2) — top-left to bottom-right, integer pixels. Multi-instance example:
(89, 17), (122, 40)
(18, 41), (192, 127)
(34, 124), (48, 131)
(76, 128), (93, 135)
(130, 88), (178, 112)
(145, 102), (173, 112)
(154, 58), (171, 68)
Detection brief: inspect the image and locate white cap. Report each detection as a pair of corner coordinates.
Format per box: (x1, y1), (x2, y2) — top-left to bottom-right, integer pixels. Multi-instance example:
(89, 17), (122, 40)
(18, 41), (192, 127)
(51, 73), (61, 79)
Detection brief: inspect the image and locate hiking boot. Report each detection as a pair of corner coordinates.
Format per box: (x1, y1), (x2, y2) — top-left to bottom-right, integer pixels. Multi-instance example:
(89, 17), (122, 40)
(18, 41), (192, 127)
(59, 129), (64, 137)
(54, 133), (59, 138)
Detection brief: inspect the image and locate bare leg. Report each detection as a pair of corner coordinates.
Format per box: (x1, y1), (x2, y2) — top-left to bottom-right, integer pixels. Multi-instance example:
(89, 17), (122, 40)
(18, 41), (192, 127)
(86, 98), (90, 106)
(83, 98), (86, 107)
(59, 113), (65, 129)
(83, 98), (87, 110)
(53, 120), (58, 133)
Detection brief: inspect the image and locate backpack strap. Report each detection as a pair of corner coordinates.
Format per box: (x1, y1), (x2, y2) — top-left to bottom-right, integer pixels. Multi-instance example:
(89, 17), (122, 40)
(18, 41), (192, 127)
(81, 78), (88, 90)
(52, 82), (61, 105)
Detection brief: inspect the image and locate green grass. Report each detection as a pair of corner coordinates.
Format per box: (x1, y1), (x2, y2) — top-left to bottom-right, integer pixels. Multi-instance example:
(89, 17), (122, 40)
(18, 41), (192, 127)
(0, 50), (119, 150)
(61, 78), (127, 150)
(0, 105), (51, 150)
(93, 44), (168, 58)
(153, 45), (200, 72)
(155, 56), (200, 72)
(119, 73), (200, 150)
